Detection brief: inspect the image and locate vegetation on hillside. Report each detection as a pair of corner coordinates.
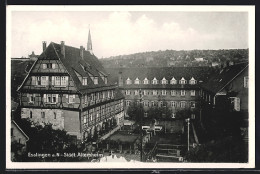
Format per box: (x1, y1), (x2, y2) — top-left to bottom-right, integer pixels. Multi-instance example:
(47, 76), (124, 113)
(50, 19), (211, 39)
(100, 49), (248, 68)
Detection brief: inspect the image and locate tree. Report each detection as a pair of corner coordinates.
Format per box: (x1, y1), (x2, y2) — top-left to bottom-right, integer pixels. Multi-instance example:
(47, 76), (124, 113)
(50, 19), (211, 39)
(126, 100), (144, 123)
(185, 136), (247, 162)
(14, 119), (83, 162)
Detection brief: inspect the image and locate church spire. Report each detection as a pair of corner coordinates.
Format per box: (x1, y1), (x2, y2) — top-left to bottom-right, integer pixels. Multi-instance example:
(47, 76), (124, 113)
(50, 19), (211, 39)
(87, 27), (93, 54)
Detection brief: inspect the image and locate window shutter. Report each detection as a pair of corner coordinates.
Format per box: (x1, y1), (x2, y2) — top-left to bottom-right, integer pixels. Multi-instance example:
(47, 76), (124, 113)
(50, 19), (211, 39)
(31, 76), (36, 85)
(43, 94), (46, 103)
(52, 76), (55, 85)
(56, 94), (59, 103)
(234, 97), (240, 111)
(73, 95), (76, 102)
(65, 76), (69, 86)
(46, 76), (49, 85)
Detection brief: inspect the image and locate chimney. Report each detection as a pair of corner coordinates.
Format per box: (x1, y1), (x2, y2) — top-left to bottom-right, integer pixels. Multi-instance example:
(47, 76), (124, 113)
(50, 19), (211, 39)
(80, 46), (84, 58)
(42, 41), (47, 51)
(61, 41), (65, 57)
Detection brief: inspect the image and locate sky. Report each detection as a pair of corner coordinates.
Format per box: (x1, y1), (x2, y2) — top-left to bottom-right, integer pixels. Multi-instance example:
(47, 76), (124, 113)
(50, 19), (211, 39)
(10, 10), (248, 58)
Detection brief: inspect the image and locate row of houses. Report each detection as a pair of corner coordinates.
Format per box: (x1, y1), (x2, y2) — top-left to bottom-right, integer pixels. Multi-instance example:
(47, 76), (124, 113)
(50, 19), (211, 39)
(12, 30), (249, 148)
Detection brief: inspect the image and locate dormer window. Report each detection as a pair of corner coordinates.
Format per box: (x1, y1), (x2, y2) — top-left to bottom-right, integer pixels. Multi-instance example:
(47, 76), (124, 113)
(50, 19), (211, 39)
(179, 77), (187, 84)
(161, 77), (168, 85)
(152, 77), (158, 84)
(126, 77), (132, 85)
(143, 78), (149, 84)
(94, 77), (98, 85)
(134, 77), (140, 84)
(170, 77), (177, 84)
(189, 77), (197, 85)
(82, 77), (88, 85)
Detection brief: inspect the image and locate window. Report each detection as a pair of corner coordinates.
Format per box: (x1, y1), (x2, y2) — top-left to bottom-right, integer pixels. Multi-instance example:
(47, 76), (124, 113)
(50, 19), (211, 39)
(190, 90), (195, 96)
(82, 77), (88, 85)
(143, 78), (149, 84)
(42, 64), (47, 69)
(180, 101), (186, 108)
(151, 101), (155, 107)
(144, 112), (148, 117)
(126, 78), (132, 85)
(171, 90), (176, 96)
(94, 77), (98, 84)
(111, 90), (114, 98)
(28, 94), (35, 103)
(135, 90), (139, 95)
(143, 90), (147, 95)
(152, 78), (158, 84)
(55, 76), (60, 86)
(179, 77), (187, 84)
(41, 112), (45, 118)
(244, 76), (248, 88)
(134, 78), (140, 84)
(54, 112), (57, 119)
(41, 76), (48, 85)
(181, 90), (186, 96)
(161, 77), (168, 84)
(171, 101), (177, 108)
(170, 77), (177, 84)
(126, 90), (131, 95)
(36, 76), (41, 85)
(159, 101), (163, 107)
(11, 128), (13, 137)
(189, 77), (197, 85)
(30, 111), (32, 118)
(60, 76), (68, 86)
(126, 101), (130, 106)
(162, 90), (167, 96)
(153, 90), (157, 95)
(190, 101), (196, 108)
(191, 114), (196, 119)
(46, 94), (58, 103)
(107, 91), (110, 98)
(47, 63), (52, 69)
(68, 95), (75, 103)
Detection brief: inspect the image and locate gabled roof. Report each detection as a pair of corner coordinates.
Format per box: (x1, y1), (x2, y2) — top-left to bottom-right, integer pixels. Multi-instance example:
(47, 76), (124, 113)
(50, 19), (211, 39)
(11, 120), (30, 141)
(19, 42), (117, 94)
(201, 62), (248, 94)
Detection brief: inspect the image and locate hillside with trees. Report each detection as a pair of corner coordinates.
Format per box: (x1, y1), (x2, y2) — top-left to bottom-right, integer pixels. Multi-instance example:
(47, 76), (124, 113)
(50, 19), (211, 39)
(100, 49), (248, 68)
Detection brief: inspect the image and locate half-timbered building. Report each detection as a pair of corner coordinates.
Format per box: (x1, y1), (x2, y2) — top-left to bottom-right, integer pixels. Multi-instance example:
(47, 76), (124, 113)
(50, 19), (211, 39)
(17, 32), (124, 141)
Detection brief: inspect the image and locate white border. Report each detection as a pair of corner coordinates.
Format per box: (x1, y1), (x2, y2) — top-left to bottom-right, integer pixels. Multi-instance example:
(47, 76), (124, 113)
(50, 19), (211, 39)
(6, 5), (255, 169)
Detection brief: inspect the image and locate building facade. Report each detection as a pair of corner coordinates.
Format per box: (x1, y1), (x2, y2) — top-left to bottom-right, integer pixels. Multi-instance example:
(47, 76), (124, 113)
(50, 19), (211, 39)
(106, 67), (213, 118)
(17, 31), (124, 141)
(200, 62), (249, 142)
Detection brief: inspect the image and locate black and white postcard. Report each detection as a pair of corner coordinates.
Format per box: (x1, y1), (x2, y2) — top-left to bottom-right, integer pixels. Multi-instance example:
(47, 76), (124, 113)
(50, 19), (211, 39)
(6, 5), (255, 169)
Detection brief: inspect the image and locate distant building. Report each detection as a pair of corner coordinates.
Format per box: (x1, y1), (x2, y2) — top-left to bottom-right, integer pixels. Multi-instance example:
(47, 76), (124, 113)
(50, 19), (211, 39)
(107, 67), (213, 118)
(17, 30), (124, 141)
(194, 57), (204, 62)
(28, 51), (39, 61)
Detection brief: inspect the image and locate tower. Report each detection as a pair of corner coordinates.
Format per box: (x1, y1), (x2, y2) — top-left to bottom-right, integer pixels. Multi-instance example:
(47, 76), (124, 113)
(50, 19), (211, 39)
(87, 28), (93, 54)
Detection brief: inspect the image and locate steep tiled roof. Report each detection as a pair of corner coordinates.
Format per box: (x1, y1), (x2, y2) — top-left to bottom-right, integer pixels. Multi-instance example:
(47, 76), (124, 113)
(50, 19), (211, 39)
(106, 67), (214, 89)
(36, 42), (117, 94)
(200, 62), (248, 94)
